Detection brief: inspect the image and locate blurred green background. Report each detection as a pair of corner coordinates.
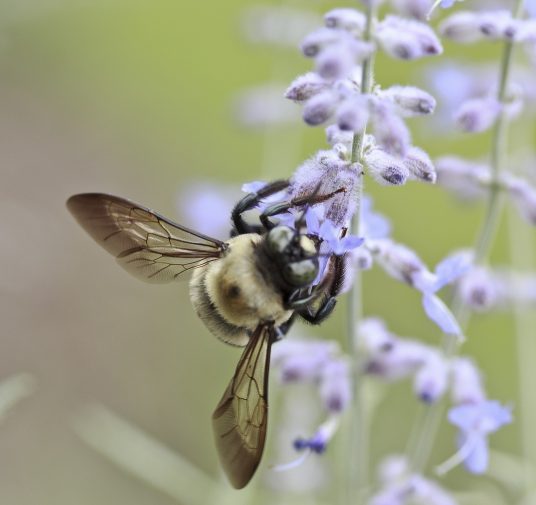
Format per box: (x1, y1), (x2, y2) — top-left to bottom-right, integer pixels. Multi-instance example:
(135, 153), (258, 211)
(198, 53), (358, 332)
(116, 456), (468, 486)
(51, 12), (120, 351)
(0, 0), (533, 504)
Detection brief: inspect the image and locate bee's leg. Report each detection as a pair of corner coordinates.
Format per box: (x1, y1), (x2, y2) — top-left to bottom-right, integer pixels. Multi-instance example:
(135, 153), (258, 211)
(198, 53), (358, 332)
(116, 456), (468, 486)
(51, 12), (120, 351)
(231, 179), (290, 235)
(274, 315), (296, 341)
(299, 297), (338, 325)
(260, 187), (346, 230)
(298, 254), (347, 325)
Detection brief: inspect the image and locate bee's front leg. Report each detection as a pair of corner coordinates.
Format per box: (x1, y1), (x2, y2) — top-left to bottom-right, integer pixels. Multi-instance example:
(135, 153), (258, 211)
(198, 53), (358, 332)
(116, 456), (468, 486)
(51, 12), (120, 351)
(231, 179), (290, 235)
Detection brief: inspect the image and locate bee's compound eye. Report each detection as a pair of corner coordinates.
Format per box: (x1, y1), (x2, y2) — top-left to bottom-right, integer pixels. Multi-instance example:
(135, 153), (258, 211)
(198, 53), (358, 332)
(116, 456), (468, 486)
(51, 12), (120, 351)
(267, 226), (294, 254)
(283, 259), (318, 287)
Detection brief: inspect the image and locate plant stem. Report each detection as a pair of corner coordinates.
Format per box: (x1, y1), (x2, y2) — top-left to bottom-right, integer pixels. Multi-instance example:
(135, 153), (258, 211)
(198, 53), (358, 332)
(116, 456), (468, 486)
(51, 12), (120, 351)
(407, 0), (525, 473)
(345, 3), (376, 504)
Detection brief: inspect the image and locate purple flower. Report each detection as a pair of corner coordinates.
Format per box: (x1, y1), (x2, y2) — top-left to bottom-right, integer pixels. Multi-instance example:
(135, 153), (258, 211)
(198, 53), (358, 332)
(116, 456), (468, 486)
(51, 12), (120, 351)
(379, 85), (436, 117)
(413, 352), (449, 403)
(293, 416), (340, 455)
(369, 99), (412, 157)
(448, 400), (512, 474)
(318, 220), (363, 255)
(457, 266), (500, 311)
(403, 146), (436, 183)
(319, 359), (352, 412)
(285, 72), (329, 102)
(503, 174), (536, 225)
(360, 196), (392, 240)
(450, 357), (485, 405)
(435, 156), (491, 201)
(454, 97), (501, 133)
(302, 90), (340, 126)
(439, 11), (484, 43)
(376, 16), (443, 60)
(324, 8), (366, 34)
(177, 182), (237, 238)
(336, 95), (370, 132)
(364, 149), (410, 186)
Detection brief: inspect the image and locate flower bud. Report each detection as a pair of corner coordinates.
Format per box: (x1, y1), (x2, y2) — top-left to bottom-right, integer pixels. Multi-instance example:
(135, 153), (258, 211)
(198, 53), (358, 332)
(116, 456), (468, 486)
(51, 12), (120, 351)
(319, 359), (352, 412)
(324, 8), (366, 34)
(358, 317), (396, 355)
(439, 11), (483, 43)
(366, 340), (432, 380)
(515, 19), (536, 43)
(413, 353), (449, 403)
(403, 146), (436, 183)
(336, 95), (370, 132)
(391, 0), (430, 20)
(325, 124), (354, 148)
(457, 266), (499, 311)
(454, 97), (501, 133)
(315, 43), (356, 80)
(503, 174), (536, 225)
(479, 10), (518, 40)
(364, 149), (410, 186)
(302, 90), (339, 126)
(379, 85), (436, 116)
(450, 357), (485, 404)
(285, 72), (329, 102)
(376, 16), (442, 59)
(435, 156), (491, 200)
(373, 239), (427, 285)
(369, 100), (411, 156)
(301, 27), (346, 57)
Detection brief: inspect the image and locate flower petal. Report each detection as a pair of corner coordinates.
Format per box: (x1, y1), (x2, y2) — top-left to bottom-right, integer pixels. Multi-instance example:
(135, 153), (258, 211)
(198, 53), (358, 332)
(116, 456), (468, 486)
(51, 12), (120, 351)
(422, 294), (462, 335)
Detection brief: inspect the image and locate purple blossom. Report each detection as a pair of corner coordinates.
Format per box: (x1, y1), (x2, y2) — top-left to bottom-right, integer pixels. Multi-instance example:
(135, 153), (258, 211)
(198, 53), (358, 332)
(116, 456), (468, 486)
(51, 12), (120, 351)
(360, 196), (392, 240)
(454, 97), (501, 133)
(457, 266), (500, 311)
(285, 72), (329, 102)
(503, 174), (536, 225)
(403, 146), (436, 183)
(378, 85), (436, 117)
(450, 357), (485, 405)
(448, 400), (512, 474)
(376, 16), (443, 60)
(369, 99), (412, 157)
(413, 352), (449, 403)
(364, 149), (410, 186)
(177, 182), (237, 238)
(302, 90), (340, 125)
(319, 359), (352, 412)
(293, 416), (340, 455)
(435, 156), (491, 200)
(324, 8), (366, 34)
(336, 95), (370, 132)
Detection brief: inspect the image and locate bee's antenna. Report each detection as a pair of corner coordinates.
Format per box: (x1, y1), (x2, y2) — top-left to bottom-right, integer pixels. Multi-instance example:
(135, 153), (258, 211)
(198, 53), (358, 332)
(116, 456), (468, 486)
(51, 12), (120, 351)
(294, 181), (324, 234)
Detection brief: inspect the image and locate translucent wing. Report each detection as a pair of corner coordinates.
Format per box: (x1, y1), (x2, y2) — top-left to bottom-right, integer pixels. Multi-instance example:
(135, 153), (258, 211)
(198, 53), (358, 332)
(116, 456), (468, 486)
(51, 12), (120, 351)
(212, 323), (275, 489)
(67, 193), (227, 283)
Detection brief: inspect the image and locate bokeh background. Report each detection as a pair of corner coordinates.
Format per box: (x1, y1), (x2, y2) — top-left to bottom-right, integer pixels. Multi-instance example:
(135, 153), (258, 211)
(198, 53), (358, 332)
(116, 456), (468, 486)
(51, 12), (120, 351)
(0, 0), (534, 504)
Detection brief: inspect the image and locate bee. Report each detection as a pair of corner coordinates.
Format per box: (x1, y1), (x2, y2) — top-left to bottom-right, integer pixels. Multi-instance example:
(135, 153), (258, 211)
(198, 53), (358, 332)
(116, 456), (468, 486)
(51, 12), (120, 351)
(67, 179), (348, 488)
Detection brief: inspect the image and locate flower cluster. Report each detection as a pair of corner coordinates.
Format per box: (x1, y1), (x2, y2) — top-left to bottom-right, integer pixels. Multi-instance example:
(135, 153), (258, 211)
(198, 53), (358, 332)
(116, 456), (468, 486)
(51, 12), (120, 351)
(272, 339), (351, 455)
(285, 7), (442, 186)
(359, 318), (512, 473)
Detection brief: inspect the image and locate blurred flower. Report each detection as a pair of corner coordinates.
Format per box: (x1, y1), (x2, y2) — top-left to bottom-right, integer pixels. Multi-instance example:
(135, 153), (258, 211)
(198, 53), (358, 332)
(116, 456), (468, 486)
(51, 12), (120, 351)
(177, 182), (239, 238)
(413, 352), (449, 403)
(457, 266), (500, 311)
(435, 156), (490, 200)
(446, 400), (512, 474)
(454, 97), (501, 133)
(375, 16), (443, 59)
(450, 357), (486, 404)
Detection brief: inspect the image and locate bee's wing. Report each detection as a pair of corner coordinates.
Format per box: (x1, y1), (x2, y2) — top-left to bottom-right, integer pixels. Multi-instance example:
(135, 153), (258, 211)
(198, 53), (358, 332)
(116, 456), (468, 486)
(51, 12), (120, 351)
(67, 193), (227, 283)
(212, 323), (275, 489)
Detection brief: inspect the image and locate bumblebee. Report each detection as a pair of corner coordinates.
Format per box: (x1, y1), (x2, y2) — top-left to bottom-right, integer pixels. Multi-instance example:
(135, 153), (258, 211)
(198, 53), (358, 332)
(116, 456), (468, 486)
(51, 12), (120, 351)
(67, 179), (347, 489)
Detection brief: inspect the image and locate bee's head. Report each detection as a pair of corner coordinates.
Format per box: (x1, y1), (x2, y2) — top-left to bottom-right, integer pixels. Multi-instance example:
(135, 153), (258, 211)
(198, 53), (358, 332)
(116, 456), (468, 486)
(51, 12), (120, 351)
(266, 225), (319, 287)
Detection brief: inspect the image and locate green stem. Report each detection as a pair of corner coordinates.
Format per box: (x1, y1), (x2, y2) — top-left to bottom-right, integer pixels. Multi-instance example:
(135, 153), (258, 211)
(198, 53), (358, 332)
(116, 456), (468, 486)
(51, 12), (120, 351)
(407, 0), (525, 474)
(345, 3), (376, 504)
